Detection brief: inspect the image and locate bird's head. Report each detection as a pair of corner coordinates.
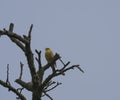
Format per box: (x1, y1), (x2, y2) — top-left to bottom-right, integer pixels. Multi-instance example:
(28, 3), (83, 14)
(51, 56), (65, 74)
(45, 48), (50, 51)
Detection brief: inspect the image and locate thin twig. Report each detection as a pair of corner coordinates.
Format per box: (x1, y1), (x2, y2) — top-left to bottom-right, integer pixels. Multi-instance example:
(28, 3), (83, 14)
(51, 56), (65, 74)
(63, 65), (84, 73)
(55, 61), (70, 75)
(58, 61), (70, 71)
(17, 87), (24, 94)
(28, 24), (33, 39)
(45, 82), (62, 92)
(6, 64), (10, 86)
(43, 91), (53, 100)
(76, 65), (84, 73)
(44, 81), (56, 90)
(59, 58), (66, 66)
(16, 87), (24, 100)
(19, 62), (24, 80)
(35, 49), (42, 69)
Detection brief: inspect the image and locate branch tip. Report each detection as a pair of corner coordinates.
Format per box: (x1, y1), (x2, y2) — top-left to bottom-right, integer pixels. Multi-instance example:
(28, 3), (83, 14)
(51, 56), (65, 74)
(28, 24), (33, 38)
(9, 23), (14, 32)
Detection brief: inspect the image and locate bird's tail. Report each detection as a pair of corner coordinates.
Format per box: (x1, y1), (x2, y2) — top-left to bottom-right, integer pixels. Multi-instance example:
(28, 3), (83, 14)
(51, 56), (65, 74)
(51, 63), (56, 73)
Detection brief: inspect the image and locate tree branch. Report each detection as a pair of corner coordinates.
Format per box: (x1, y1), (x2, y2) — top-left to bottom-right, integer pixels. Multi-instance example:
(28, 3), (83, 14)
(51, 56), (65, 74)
(19, 62), (24, 80)
(62, 64), (84, 73)
(42, 62), (84, 91)
(43, 91), (53, 100)
(28, 24), (33, 39)
(16, 88), (24, 100)
(45, 82), (62, 93)
(10, 37), (26, 52)
(35, 49), (42, 70)
(3, 29), (29, 44)
(0, 23), (27, 52)
(25, 43), (36, 82)
(0, 80), (26, 100)
(15, 79), (33, 91)
(6, 64), (11, 87)
(43, 81), (55, 90)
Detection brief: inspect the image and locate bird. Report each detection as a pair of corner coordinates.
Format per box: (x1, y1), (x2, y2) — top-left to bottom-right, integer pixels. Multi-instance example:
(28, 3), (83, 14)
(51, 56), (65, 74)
(45, 48), (56, 73)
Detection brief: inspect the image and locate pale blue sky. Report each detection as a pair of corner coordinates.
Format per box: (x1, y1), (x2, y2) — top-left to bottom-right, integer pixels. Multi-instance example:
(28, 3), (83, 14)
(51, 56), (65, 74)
(0, 0), (120, 100)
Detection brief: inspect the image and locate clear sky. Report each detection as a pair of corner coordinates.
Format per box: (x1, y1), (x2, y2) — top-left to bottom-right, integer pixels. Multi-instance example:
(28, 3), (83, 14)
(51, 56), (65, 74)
(0, 0), (120, 100)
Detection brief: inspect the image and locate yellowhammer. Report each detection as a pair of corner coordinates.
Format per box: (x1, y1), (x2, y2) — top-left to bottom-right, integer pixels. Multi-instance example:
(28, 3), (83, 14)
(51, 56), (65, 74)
(45, 48), (56, 72)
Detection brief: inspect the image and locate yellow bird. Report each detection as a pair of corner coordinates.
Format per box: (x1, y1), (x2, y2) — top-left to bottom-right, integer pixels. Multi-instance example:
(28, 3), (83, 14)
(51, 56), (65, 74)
(45, 48), (56, 72)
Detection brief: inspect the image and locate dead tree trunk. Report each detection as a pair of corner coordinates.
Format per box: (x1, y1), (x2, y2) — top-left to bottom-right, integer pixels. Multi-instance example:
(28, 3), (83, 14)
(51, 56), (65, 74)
(0, 23), (84, 100)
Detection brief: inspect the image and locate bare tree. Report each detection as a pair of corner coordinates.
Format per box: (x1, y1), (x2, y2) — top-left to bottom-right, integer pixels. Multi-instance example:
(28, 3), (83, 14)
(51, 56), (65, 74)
(0, 23), (84, 100)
